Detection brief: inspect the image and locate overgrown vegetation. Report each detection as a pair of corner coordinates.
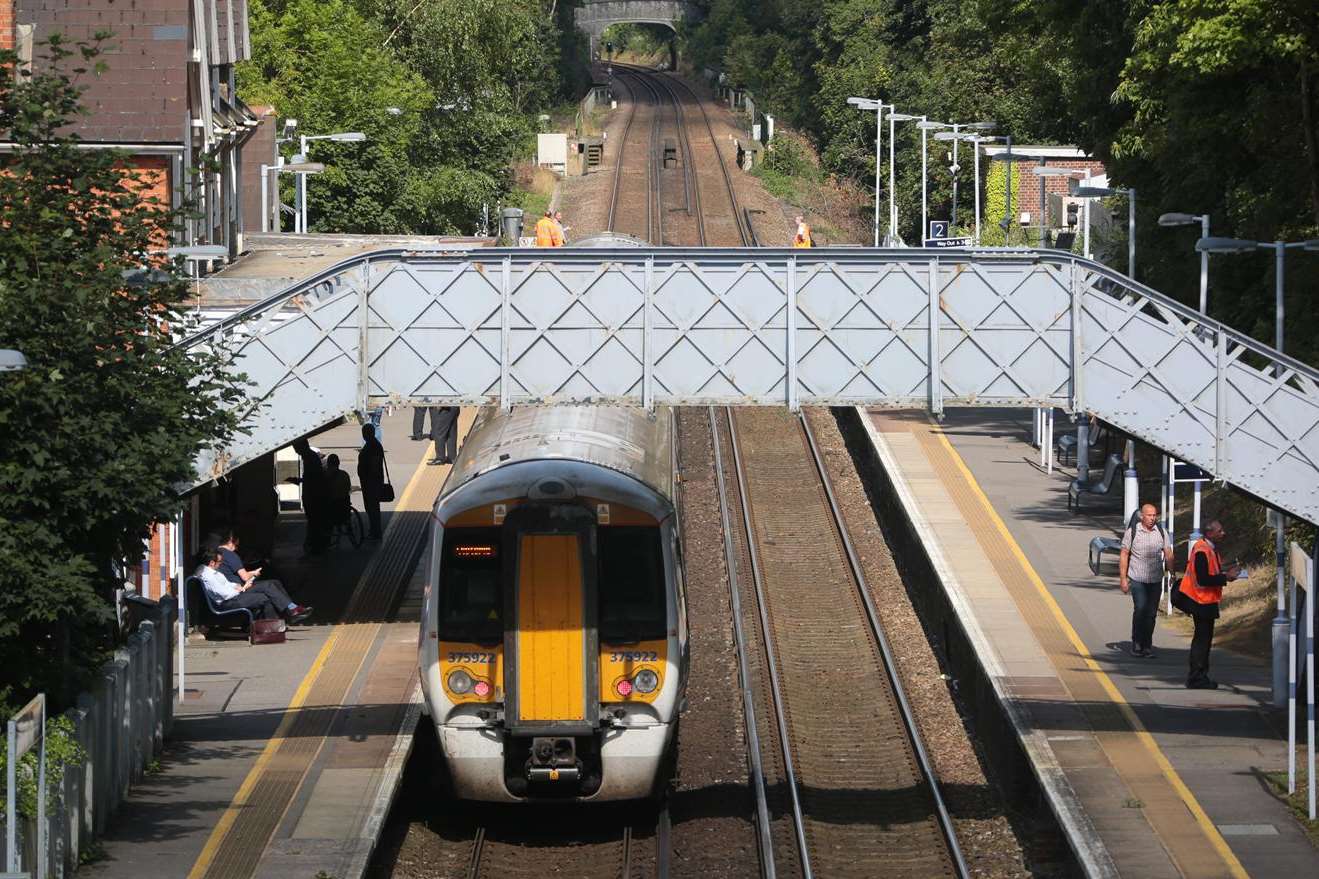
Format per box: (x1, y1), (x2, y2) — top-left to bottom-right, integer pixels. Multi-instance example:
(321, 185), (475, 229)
(239, 0), (588, 235)
(685, 0), (1319, 364)
(0, 37), (243, 713)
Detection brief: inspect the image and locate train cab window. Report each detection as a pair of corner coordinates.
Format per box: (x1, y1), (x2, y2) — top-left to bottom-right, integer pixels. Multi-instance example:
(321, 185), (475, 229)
(440, 528), (503, 645)
(598, 526), (666, 643)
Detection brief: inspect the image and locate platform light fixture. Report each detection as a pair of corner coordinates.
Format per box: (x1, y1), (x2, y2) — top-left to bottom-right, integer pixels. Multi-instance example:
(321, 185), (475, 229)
(1071, 182), (1136, 279)
(1032, 166), (1092, 257)
(0, 350), (27, 372)
(296, 132), (368, 234)
(1159, 212), (1211, 313)
(886, 112), (922, 243)
(848, 96), (888, 246)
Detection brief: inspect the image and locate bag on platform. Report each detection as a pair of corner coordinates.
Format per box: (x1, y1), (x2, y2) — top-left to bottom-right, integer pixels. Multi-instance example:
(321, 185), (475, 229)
(250, 619), (286, 645)
(379, 453), (395, 503)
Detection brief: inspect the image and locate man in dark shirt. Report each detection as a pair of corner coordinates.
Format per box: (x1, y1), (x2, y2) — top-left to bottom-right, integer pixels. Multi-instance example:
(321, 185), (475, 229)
(1174, 520), (1242, 689)
(292, 438), (329, 553)
(213, 533), (314, 623)
(356, 423), (386, 540)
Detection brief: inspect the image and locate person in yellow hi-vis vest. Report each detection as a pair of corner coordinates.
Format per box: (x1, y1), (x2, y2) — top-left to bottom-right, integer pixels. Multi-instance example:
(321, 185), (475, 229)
(793, 215), (813, 247)
(535, 210), (558, 247)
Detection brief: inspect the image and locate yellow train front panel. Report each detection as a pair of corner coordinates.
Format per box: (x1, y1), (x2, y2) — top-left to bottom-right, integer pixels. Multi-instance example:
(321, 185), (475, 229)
(515, 533), (587, 722)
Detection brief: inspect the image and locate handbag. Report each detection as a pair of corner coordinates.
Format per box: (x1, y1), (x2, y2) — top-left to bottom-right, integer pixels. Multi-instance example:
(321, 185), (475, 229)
(250, 618), (286, 645)
(379, 453), (395, 503)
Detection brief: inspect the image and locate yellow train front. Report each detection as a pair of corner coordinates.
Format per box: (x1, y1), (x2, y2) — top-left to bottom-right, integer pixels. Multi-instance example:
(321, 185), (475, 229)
(419, 406), (688, 801)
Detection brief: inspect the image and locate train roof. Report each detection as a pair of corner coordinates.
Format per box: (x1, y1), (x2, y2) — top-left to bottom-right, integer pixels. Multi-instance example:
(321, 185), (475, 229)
(441, 406), (675, 508)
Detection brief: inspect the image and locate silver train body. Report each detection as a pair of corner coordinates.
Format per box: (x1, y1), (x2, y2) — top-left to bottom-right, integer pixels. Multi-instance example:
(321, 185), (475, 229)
(419, 406), (688, 801)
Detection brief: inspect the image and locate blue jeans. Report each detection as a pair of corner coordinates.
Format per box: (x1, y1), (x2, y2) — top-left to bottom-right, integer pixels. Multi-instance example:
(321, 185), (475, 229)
(1129, 579), (1161, 650)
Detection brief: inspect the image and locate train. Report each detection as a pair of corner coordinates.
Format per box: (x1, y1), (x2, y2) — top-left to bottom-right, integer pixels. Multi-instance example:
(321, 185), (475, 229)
(419, 405), (688, 801)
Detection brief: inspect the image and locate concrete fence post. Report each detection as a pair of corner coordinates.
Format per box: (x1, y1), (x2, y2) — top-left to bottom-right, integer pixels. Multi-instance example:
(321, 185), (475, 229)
(112, 650), (131, 811)
(93, 665), (113, 834)
(73, 697), (95, 871)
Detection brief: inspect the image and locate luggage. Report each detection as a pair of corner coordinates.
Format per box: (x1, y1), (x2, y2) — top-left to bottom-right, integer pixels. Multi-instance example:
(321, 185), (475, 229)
(250, 618), (287, 645)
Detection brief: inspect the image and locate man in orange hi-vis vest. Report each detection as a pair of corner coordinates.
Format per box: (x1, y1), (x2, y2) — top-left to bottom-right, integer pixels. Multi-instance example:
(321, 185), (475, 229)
(535, 210), (558, 247)
(1173, 520), (1241, 689)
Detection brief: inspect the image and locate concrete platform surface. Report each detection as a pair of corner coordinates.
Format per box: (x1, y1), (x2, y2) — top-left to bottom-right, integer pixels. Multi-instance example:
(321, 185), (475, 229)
(864, 408), (1317, 878)
(80, 408), (471, 879)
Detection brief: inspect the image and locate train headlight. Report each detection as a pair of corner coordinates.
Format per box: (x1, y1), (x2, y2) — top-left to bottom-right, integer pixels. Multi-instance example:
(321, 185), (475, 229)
(633, 669), (660, 694)
(447, 669), (474, 694)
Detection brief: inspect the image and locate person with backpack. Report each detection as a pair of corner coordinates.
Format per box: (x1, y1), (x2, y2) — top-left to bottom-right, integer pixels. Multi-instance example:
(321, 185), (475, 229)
(1118, 503), (1173, 658)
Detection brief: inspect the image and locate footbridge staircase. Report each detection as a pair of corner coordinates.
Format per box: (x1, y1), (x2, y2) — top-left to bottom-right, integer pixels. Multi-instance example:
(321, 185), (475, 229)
(178, 247), (1319, 524)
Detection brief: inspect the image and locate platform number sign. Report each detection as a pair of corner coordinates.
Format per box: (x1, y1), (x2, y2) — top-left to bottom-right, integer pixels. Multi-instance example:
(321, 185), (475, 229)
(929, 220), (950, 240)
(924, 220), (969, 248)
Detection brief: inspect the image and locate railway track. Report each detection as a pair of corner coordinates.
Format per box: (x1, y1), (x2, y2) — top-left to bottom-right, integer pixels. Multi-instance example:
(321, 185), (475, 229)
(709, 407), (968, 879)
(606, 72), (660, 243)
(463, 802), (671, 879)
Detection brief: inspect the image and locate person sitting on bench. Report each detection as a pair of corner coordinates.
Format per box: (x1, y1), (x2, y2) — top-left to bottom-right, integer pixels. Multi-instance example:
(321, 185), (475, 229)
(195, 544), (313, 624)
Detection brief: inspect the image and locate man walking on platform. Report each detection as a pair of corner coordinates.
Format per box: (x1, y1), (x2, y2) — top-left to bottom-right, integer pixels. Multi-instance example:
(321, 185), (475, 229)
(1173, 519), (1241, 689)
(429, 405), (459, 466)
(357, 423), (386, 540)
(1118, 503), (1173, 657)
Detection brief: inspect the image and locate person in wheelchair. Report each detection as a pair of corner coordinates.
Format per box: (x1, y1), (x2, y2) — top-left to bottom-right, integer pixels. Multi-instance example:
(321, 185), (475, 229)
(326, 454), (353, 527)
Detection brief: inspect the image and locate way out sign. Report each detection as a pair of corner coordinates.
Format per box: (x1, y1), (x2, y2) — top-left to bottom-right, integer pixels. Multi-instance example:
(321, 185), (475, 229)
(924, 219), (969, 247)
(1171, 461), (1213, 483)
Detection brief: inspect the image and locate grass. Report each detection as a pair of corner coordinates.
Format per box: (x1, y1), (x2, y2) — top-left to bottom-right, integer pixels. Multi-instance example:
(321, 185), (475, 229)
(1264, 766), (1319, 848)
(506, 163), (558, 232)
(750, 129), (870, 245)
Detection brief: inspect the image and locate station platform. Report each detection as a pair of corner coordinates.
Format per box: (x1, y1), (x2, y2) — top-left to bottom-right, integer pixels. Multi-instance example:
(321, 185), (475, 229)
(81, 409), (472, 879)
(861, 408), (1316, 878)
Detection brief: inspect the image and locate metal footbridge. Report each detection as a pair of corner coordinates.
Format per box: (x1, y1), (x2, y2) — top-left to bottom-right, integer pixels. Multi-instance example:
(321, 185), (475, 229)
(180, 247), (1319, 523)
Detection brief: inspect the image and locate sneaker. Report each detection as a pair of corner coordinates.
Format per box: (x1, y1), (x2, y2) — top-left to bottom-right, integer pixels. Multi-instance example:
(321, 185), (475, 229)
(428, 457), (444, 466)
(1142, 647), (1157, 659)
(288, 605), (314, 624)
(1130, 645), (1149, 658)
(410, 434), (425, 441)
(1186, 678), (1219, 690)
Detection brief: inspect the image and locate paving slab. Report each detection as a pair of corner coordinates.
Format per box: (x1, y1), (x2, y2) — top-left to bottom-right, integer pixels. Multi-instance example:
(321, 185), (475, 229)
(863, 406), (1319, 878)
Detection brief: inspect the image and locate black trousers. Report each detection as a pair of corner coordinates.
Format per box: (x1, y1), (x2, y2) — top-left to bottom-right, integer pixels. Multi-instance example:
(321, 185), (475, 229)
(1128, 579), (1160, 650)
(362, 481), (384, 538)
(1188, 612), (1217, 685)
(218, 580), (293, 620)
(431, 407), (459, 462)
(412, 406), (429, 437)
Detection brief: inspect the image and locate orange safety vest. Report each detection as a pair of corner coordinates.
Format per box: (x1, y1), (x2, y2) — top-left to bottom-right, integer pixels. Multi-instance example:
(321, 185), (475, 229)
(535, 217), (557, 247)
(1178, 538), (1223, 605)
(793, 224), (812, 248)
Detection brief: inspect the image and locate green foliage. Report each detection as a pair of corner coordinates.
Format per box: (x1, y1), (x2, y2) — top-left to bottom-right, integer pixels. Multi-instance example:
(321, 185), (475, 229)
(979, 161), (1008, 246)
(603, 23), (670, 59)
(240, 0), (580, 235)
(681, 0), (1319, 363)
(0, 37), (243, 708)
(0, 714), (84, 820)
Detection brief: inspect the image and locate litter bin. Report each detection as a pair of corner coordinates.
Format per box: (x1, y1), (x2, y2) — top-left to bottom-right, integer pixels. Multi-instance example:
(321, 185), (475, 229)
(122, 591), (161, 635)
(501, 208), (524, 245)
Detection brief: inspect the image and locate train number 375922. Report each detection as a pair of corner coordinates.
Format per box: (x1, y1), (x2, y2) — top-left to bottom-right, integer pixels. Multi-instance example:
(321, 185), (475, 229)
(609, 651), (659, 663)
(447, 652), (495, 663)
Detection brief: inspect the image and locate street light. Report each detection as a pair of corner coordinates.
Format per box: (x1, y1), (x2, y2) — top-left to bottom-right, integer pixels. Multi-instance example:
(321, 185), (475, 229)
(1159, 212), (1211, 313)
(887, 112), (921, 244)
(261, 161), (326, 232)
(916, 120), (948, 238)
(0, 350), (27, 372)
(1195, 234), (1319, 711)
(296, 132), (367, 234)
(937, 133), (999, 243)
(1033, 166), (1092, 256)
(1073, 182), (1137, 280)
(848, 97), (888, 246)
(932, 122), (993, 230)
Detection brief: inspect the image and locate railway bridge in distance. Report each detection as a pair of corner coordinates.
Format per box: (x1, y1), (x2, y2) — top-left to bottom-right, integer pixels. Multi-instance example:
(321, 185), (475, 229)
(574, 0), (703, 56)
(178, 246), (1319, 526)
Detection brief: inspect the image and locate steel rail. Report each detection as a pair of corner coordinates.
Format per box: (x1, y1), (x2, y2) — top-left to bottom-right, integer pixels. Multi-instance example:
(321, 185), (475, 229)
(797, 413), (970, 879)
(724, 408), (814, 879)
(605, 72), (648, 238)
(707, 406), (778, 879)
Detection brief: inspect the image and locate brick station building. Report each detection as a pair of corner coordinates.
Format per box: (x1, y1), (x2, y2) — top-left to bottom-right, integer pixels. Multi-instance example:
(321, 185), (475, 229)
(982, 145), (1106, 243)
(1, 0), (271, 259)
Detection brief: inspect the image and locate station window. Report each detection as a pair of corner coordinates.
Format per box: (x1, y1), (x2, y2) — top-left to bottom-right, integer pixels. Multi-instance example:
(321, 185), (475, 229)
(440, 527), (503, 645)
(598, 526), (666, 643)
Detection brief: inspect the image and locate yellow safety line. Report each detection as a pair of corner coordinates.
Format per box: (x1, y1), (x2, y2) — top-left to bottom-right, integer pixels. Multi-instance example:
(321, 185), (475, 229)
(187, 438), (438, 879)
(928, 423), (1250, 879)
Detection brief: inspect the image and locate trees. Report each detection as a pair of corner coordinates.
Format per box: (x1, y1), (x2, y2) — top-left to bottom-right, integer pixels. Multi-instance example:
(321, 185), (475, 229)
(0, 38), (243, 709)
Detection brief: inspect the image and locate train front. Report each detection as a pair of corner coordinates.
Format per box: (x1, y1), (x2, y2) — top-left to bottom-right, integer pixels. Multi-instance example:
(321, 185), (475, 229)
(419, 407), (686, 802)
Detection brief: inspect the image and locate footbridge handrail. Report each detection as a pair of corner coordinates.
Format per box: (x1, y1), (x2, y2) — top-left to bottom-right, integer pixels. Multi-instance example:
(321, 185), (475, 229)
(178, 246), (1319, 525)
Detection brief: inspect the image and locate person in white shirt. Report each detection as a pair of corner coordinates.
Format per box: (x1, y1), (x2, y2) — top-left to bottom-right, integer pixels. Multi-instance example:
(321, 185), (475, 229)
(195, 546), (312, 624)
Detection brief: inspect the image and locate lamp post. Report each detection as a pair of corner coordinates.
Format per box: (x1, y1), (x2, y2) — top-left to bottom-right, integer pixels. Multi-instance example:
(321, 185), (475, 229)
(933, 122), (995, 232)
(916, 120), (949, 238)
(1195, 235), (1319, 709)
(1158, 212), (1211, 313)
(887, 112), (921, 244)
(847, 97), (888, 247)
(1073, 182), (1136, 280)
(295, 131), (367, 234)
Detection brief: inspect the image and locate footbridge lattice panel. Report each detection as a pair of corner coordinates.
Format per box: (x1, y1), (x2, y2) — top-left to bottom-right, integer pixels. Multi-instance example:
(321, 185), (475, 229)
(182, 248), (1319, 524)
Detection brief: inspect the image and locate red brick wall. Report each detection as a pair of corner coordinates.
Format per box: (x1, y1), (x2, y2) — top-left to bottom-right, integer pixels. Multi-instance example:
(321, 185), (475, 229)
(1, 0), (14, 51)
(1014, 158), (1106, 222)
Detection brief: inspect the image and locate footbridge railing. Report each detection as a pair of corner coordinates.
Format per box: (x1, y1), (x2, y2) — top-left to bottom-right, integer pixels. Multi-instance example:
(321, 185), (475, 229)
(179, 247), (1319, 523)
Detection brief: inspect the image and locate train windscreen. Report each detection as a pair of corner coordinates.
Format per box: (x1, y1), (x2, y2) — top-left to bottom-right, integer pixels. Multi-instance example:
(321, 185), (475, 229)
(598, 526), (666, 643)
(440, 527), (503, 644)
